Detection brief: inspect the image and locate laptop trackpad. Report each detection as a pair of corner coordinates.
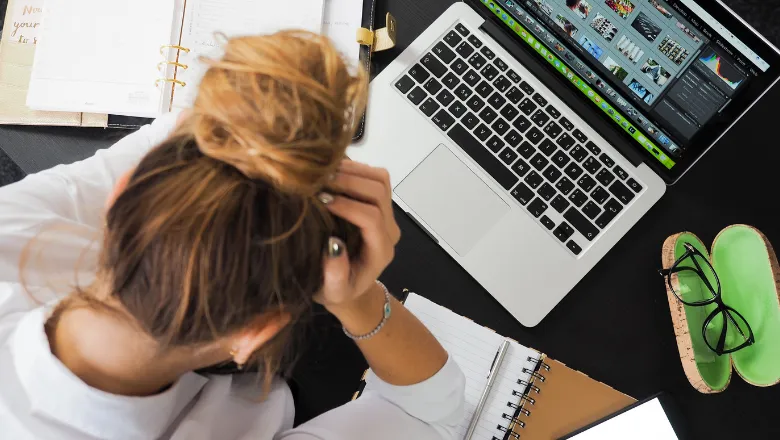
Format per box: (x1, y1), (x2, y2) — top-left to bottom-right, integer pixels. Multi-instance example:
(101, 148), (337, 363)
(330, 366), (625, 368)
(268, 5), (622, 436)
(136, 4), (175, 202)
(396, 145), (509, 256)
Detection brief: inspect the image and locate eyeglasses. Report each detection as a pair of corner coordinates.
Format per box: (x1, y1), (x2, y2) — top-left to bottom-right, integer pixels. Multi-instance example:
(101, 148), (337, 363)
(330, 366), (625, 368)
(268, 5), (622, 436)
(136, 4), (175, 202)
(659, 242), (755, 355)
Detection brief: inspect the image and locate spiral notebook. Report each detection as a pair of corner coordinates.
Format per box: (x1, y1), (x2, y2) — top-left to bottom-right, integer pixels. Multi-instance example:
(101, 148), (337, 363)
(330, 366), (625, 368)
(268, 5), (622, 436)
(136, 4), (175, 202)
(355, 293), (635, 439)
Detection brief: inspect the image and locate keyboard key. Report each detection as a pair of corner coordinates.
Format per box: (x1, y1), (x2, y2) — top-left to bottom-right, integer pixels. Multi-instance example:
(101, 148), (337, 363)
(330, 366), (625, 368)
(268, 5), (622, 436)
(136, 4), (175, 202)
(474, 123), (492, 141)
(475, 80), (494, 98)
(478, 107), (498, 123)
(409, 64), (430, 83)
(591, 186), (609, 204)
(544, 121), (562, 138)
(462, 112), (479, 129)
(595, 199), (623, 228)
(538, 139), (557, 156)
(585, 141), (601, 156)
(494, 76), (512, 93)
(468, 53), (486, 70)
(542, 165), (562, 183)
(572, 129), (588, 144)
(568, 189), (587, 207)
(492, 118), (510, 135)
(511, 182), (534, 205)
(564, 163), (583, 180)
(507, 69), (521, 83)
(627, 178), (643, 193)
(609, 181), (635, 204)
(519, 81), (535, 95)
(442, 72), (460, 89)
(395, 75), (415, 93)
(566, 240), (582, 255)
(551, 195), (570, 213)
(433, 42), (456, 63)
(454, 84), (473, 100)
(553, 223), (574, 242)
(513, 115), (531, 132)
(481, 64), (499, 81)
(582, 201), (601, 219)
(517, 141), (535, 159)
(556, 133), (576, 150)
(456, 41), (475, 58)
(599, 153), (615, 168)
(419, 98), (440, 116)
(494, 58), (508, 71)
(431, 110), (455, 131)
(451, 59), (469, 75)
(546, 105), (561, 119)
(421, 53), (447, 77)
(577, 175), (596, 192)
(538, 183), (556, 201)
(532, 93), (548, 107)
(436, 90), (455, 107)
(444, 30), (462, 47)
(582, 156), (602, 174)
(487, 136), (506, 153)
(467, 35), (483, 48)
(506, 86), (524, 104)
(467, 96), (486, 112)
(498, 146), (517, 164)
(449, 101), (467, 118)
(505, 130), (522, 147)
(565, 208), (598, 241)
(479, 46), (495, 59)
(556, 177), (575, 195)
(530, 153), (549, 171)
(407, 86), (426, 105)
(540, 215), (555, 230)
(551, 150), (571, 168)
(499, 104), (519, 122)
(596, 168), (615, 186)
(448, 124), (518, 190)
(531, 110), (550, 127)
(455, 23), (470, 36)
(519, 98), (538, 115)
(487, 92), (507, 109)
(463, 70), (480, 86)
(528, 198), (548, 218)
(559, 117), (574, 131)
(525, 127), (543, 145)
(512, 158), (531, 177)
(424, 78), (443, 94)
(614, 166), (628, 180)
(570, 145), (587, 162)
(524, 171), (543, 189)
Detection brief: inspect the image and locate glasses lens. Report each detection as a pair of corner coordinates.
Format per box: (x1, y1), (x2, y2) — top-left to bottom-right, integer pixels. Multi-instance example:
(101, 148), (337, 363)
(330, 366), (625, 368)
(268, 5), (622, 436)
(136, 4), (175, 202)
(669, 248), (719, 306)
(703, 307), (754, 354)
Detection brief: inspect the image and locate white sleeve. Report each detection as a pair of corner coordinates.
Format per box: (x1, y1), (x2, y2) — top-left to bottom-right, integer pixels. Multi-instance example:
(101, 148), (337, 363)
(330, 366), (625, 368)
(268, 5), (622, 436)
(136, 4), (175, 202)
(0, 112), (180, 286)
(275, 355), (466, 440)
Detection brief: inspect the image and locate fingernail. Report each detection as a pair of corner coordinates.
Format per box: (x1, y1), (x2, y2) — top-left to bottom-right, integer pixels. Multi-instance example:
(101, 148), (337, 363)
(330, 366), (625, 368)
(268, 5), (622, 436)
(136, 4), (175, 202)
(328, 237), (344, 258)
(318, 192), (334, 205)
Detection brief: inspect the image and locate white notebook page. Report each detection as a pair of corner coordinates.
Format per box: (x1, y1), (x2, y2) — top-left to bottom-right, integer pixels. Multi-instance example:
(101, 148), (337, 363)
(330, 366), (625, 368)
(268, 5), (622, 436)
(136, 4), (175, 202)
(172, 0), (325, 109)
(370, 294), (542, 440)
(322, 0), (364, 68)
(26, 0), (177, 117)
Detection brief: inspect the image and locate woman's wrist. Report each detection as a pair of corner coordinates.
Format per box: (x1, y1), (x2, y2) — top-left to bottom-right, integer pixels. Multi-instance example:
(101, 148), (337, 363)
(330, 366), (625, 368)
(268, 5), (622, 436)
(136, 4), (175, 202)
(326, 282), (387, 336)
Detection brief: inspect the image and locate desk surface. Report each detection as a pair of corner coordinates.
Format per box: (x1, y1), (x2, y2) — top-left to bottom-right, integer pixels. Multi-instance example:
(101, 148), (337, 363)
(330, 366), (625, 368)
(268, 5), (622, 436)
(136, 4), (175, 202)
(3, 0), (780, 437)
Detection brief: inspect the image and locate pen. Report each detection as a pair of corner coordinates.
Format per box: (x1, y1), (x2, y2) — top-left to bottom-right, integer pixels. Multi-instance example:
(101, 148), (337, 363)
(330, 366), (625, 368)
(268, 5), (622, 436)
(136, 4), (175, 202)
(464, 339), (510, 440)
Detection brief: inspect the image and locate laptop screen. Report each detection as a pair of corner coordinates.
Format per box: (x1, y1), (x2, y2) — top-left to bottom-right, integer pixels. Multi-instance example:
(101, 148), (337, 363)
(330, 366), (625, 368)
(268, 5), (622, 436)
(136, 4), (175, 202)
(474, 0), (780, 177)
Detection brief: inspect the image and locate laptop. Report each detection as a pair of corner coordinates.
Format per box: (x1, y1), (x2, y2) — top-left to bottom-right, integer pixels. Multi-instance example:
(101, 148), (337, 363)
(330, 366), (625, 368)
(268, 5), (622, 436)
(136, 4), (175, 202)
(350, 0), (780, 326)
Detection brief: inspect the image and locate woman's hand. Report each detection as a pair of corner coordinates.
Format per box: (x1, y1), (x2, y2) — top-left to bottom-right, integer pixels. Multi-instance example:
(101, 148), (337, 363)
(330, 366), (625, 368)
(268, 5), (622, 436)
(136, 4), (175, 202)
(315, 160), (401, 314)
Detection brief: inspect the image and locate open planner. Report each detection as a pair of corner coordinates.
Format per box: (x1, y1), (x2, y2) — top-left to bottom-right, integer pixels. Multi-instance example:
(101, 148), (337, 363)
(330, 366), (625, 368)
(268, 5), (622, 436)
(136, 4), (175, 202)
(357, 294), (636, 439)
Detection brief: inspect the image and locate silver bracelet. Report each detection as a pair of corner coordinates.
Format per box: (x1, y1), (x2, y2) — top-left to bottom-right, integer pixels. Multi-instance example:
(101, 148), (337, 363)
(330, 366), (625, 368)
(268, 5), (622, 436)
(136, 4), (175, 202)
(342, 280), (392, 341)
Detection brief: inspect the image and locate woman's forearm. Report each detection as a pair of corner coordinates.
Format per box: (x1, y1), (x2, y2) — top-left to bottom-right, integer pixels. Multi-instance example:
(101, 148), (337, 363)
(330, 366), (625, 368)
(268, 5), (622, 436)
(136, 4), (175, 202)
(326, 283), (448, 386)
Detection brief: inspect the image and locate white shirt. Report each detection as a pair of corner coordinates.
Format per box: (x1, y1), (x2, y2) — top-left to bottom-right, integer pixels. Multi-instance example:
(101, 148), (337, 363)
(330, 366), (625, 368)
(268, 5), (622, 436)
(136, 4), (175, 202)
(0, 113), (466, 440)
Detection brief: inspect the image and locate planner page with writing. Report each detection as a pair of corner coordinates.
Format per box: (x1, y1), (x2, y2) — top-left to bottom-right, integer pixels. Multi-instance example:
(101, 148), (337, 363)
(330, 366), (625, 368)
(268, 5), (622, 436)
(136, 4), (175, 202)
(322, 0), (363, 68)
(26, 0), (178, 117)
(172, 0), (325, 109)
(367, 294), (542, 440)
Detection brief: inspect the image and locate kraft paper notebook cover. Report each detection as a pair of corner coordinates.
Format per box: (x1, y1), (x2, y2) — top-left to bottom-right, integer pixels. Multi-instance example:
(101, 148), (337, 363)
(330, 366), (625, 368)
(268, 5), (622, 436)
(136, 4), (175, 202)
(354, 294), (635, 439)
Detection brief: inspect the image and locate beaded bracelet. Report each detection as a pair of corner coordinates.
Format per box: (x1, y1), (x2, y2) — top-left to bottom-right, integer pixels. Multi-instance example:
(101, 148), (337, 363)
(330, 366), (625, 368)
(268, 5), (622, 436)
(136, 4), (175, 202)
(342, 280), (392, 341)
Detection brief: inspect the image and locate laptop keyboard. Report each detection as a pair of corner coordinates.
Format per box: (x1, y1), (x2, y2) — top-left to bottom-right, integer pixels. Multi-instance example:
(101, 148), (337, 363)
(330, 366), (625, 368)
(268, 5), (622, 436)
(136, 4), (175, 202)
(393, 23), (645, 256)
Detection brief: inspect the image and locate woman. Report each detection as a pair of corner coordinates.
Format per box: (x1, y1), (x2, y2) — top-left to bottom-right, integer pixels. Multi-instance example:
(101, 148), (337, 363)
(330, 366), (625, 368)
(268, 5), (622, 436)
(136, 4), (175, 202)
(0, 32), (465, 439)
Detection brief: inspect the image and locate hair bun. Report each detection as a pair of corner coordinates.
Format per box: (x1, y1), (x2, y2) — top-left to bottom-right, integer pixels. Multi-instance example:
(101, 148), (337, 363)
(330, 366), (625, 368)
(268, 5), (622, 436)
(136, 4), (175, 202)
(190, 31), (367, 196)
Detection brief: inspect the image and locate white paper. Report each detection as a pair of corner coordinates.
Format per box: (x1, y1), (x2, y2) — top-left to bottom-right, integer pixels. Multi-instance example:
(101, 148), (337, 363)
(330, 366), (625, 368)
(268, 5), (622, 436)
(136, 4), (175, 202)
(567, 398), (679, 440)
(26, 0), (178, 117)
(322, 0), (363, 67)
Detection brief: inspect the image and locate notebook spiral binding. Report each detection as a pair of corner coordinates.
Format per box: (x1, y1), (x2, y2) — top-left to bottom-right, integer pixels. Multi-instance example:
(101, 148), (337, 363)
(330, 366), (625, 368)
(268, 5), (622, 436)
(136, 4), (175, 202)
(492, 355), (552, 440)
(157, 45), (191, 88)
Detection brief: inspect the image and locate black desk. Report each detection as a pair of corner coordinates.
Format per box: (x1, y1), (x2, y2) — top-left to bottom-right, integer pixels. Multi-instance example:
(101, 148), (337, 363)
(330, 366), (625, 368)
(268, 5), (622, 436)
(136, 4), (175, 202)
(3, 0), (780, 437)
